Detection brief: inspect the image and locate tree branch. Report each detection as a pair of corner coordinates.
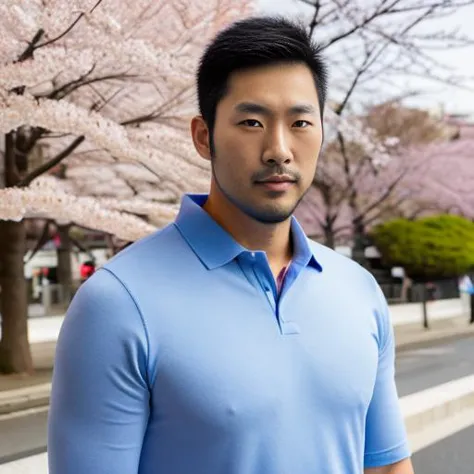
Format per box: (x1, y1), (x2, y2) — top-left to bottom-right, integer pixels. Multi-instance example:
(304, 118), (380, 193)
(319, 0), (403, 50)
(356, 170), (408, 220)
(308, 1), (322, 37)
(45, 72), (137, 101)
(17, 136), (85, 187)
(121, 85), (193, 126)
(4, 132), (19, 187)
(25, 220), (52, 263)
(35, 0), (104, 50)
(69, 235), (96, 260)
(16, 29), (45, 63)
(91, 85), (127, 113)
(335, 34), (393, 115)
(332, 223), (352, 235)
(307, 0), (474, 53)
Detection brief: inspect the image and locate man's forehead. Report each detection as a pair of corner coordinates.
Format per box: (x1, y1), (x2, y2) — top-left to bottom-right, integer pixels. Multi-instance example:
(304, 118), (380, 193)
(224, 64), (319, 97)
(229, 62), (314, 84)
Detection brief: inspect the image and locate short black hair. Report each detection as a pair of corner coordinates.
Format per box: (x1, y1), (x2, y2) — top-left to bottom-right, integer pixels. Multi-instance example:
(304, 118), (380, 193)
(197, 16), (328, 136)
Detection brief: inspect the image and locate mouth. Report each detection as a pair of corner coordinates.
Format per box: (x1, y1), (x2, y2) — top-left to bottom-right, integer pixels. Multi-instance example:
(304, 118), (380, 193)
(255, 175), (296, 192)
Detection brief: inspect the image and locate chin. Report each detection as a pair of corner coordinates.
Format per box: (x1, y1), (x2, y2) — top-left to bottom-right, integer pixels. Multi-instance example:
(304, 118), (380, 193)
(216, 179), (300, 224)
(254, 214), (292, 224)
(244, 203), (295, 224)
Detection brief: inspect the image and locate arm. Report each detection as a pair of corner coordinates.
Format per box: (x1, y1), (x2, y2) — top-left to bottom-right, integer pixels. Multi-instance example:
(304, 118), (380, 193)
(364, 282), (412, 472)
(48, 268), (150, 474)
(365, 458), (414, 474)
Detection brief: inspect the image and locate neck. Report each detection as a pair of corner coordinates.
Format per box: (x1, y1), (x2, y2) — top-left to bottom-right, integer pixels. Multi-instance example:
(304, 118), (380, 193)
(203, 182), (293, 276)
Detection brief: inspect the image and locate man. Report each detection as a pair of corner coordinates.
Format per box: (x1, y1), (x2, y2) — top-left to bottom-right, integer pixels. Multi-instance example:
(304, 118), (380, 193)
(48, 16), (413, 474)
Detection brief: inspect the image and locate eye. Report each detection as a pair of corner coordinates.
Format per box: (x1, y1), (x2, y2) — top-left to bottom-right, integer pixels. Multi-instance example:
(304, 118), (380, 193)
(239, 119), (263, 128)
(293, 120), (312, 128)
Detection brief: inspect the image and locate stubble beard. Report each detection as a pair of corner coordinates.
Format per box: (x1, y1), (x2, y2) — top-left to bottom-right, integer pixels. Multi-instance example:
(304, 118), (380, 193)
(211, 163), (308, 225)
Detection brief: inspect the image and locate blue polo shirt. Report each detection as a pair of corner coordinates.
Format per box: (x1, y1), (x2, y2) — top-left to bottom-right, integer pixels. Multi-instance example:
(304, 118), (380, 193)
(48, 194), (410, 474)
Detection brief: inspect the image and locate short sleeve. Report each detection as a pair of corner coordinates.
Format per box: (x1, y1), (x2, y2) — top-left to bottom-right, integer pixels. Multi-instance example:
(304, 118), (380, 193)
(48, 268), (150, 474)
(364, 283), (411, 468)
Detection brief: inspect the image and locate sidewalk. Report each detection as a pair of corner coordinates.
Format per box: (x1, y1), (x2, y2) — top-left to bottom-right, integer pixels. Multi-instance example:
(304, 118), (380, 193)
(0, 342), (54, 411)
(394, 313), (474, 352)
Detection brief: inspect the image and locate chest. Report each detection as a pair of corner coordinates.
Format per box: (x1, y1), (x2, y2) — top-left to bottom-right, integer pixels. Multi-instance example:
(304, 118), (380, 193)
(146, 276), (380, 430)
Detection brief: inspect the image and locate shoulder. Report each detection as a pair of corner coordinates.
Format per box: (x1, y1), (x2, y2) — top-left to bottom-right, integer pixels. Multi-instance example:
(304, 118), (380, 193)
(308, 240), (391, 346)
(68, 225), (179, 328)
(81, 223), (192, 320)
(62, 266), (150, 375)
(104, 223), (177, 273)
(99, 222), (191, 288)
(308, 239), (376, 286)
(69, 266), (143, 328)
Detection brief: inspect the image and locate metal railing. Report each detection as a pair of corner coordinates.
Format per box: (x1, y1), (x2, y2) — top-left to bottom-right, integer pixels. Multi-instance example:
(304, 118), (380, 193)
(381, 279), (460, 304)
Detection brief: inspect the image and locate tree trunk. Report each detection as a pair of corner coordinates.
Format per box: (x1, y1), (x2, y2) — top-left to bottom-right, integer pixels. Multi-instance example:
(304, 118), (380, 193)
(105, 233), (118, 256)
(0, 130), (35, 374)
(323, 225), (335, 249)
(337, 132), (368, 267)
(316, 180), (337, 250)
(351, 217), (367, 268)
(0, 220), (33, 374)
(56, 225), (73, 303)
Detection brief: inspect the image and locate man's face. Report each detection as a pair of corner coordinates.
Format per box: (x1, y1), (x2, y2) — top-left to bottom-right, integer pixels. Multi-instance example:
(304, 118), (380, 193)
(201, 62), (323, 224)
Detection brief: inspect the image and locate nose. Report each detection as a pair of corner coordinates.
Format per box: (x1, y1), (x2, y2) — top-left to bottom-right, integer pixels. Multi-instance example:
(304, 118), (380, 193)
(262, 125), (293, 166)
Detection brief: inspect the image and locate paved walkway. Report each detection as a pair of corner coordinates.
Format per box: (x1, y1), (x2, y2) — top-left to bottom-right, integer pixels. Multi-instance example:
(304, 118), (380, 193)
(0, 452), (48, 473)
(394, 314), (474, 351)
(0, 343), (54, 394)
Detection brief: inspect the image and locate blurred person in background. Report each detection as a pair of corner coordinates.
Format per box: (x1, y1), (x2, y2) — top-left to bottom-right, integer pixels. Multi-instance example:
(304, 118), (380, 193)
(79, 260), (96, 283)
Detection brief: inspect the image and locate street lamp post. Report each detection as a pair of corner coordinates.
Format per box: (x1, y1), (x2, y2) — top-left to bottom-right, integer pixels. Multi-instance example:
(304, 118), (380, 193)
(470, 293), (474, 325)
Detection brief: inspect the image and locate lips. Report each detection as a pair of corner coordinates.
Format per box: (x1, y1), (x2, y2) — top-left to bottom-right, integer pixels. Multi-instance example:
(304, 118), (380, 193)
(255, 176), (296, 192)
(256, 175), (296, 184)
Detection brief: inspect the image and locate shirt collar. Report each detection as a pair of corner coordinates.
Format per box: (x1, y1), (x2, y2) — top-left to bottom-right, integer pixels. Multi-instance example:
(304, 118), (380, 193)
(174, 194), (322, 272)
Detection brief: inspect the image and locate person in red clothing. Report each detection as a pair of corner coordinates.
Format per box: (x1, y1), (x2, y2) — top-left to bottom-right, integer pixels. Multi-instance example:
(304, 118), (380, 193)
(80, 260), (96, 282)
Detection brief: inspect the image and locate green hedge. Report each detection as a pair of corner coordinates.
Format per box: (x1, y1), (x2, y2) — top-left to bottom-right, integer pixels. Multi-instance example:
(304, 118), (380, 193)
(371, 215), (474, 280)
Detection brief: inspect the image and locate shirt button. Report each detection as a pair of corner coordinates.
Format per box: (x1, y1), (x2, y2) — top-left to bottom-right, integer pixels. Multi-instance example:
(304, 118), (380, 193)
(251, 252), (255, 258)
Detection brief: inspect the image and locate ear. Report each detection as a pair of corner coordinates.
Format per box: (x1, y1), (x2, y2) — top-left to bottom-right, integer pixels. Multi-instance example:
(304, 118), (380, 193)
(191, 116), (212, 161)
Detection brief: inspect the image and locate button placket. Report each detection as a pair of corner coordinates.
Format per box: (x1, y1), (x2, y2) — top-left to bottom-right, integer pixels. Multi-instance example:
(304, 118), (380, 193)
(276, 266), (301, 335)
(280, 321), (300, 335)
(253, 267), (276, 313)
(245, 251), (301, 335)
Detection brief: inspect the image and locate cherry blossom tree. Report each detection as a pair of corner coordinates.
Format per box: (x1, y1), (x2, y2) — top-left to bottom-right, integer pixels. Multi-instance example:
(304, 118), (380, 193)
(293, 0), (474, 261)
(297, 104), (474, 248)
(400, 120), (474, 219)
(0, 0), (252, 374)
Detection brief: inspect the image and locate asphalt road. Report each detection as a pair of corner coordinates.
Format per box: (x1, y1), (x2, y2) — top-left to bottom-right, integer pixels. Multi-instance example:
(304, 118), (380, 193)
(0, 410), (48, 464)
(395, 337), (474, 397)
(412, 423), (474, 474)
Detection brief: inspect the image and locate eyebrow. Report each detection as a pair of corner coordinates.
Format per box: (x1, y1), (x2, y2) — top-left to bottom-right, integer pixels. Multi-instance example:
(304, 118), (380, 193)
(234, 102), (317, 116)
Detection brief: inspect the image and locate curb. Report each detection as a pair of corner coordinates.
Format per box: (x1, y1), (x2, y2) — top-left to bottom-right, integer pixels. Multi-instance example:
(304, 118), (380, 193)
(0, 383), (51, 415)
(400, 375), (474, 435)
